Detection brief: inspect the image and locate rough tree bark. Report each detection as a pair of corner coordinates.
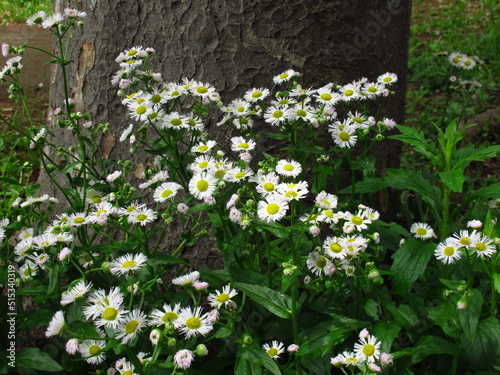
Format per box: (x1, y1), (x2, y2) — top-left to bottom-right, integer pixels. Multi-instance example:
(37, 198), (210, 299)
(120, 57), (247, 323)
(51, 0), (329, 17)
(42, 0), (412, 268)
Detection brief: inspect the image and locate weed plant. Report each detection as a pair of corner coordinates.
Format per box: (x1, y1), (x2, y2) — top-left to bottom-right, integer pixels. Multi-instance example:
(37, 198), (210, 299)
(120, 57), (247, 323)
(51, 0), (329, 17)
(1, 8), (500, 375)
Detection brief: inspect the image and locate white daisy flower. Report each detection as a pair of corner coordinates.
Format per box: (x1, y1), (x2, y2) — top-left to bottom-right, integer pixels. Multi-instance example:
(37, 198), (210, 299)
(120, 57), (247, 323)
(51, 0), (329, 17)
(148, 303), (182, 326)
(45, 310), (66, 337)
(153, 182), (183, 202)
(362, 81), (385, 97)
(115, 309), (147, 345)
(230, 137), (256, 153)
(262, 340), (285, 359)
(353, 332), (382, 363)
(19, 261), (38, 279)
(330, 125), (357, 148)
(410, 222), (436, 240)
(307, 252), (334, 276)
(207, 285), (238, 309)
(32, 233), (58, 249)
(83, 287), (128, 328)
(244, 87), (270, 102)
(257, 194), (289, 222)
(175, 306), (214, 338)
(377, 72), (398, 85)
(264, 106), (292, 126)
(172, 270), (200, 286)
(190, 140), (217, 154)
(174, 349), (195, 369)
(85, 188), (106, 205)
(18, 228), (34, 240)
(190, 155), (216, 174)
(188, 172), (217, 200)
(127, 207), (157, 226)
(109, 253), (148, 276)
(61, 280), (93, 306)
(78, 339), (106, 365)
(225, 167), (254, 183)
(339, 82), (360, 101)
(273, 69), (300, 84)
(67, 213), (91, 227)
(161, 112), (189, 130)
(275, 159), (302, 178)
(277, 181), (309, 201)
(253, 172), (281, 197)
(471, 234), (497, 258)
(323, 236), (347, 259)
(343, 210), (371, 231)
(315, 191), (338, 210)
(435, 238), (462, 264)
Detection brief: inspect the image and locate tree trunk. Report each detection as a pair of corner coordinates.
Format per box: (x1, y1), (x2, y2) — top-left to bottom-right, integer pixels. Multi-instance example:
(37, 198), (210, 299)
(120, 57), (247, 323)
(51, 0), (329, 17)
(42, 0), (412, 267)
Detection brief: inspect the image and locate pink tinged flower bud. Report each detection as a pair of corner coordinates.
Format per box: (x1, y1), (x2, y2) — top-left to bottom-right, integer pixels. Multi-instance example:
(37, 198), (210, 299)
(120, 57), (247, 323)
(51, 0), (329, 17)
(309, 225), (320, 237)
(369, 363), (382, 372)
(119, 79), (130, 89)
(359, 328), (370, 338)
(150, 329), (161, 345)
(467, 220), (482, 228)
(177, 203), (189, 213)
(12, 197), (21, 207)
(174, 349), (194, 369)
(58, 247), (72, 261)
(204, 196), (216, 206)
(380, 352), (393, 365)
(449, 76), (457, 82)
(240, 152), (252, 163)
(193, 281), (209, 290)
(2, 43), (9, 57)
(206, 309), (219, 323)
(54, 107), (61, 115)
(382, 89), (390, 97)
(287, 344), (299, 352)
(65, 338), (78, 354)
(82, 121), (93, 129)
(325, 263), (336, 276)
(29, 141), (35, 149)
(369, 116), (376, 125)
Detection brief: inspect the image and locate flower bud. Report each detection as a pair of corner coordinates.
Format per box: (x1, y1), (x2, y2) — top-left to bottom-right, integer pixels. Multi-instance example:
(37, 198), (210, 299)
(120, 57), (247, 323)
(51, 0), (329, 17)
(195, 344), (209, 357)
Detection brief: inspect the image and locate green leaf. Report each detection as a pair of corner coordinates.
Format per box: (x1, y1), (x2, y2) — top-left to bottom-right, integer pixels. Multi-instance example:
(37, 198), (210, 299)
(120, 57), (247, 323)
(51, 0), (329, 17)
(233, 282), (292, 319)
(374, 321), (402, 353)
(427, 303), (459, 338)
(458, 288), (483, 342)
(461, 317), (500, 369)
(466, 183), (500, 202)
(147, 253), (189, 267)
(340, 177), (388, 194)
(384, 169), (440, 211)
(390, 238), (435, 295)
(492, 273), (500, 294)
(395, 335), (454, 367)
(47, 263), (61, 295)
(251, 347), (282, 375)
(363, 299), (379, 320)
(439, 169), (465, 193)
(18, 309), (53, 328)
(386, 303), (419, 330)
(453, 144), (500, 170)
(16, 347), (63, 372)
(255, 220), (290, 238)
(389, 125), (440, 167)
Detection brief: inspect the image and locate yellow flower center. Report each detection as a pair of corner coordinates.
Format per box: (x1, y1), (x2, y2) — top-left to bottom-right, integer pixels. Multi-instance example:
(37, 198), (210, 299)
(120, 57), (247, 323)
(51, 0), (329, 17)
(136, 214), (147, 222)
(238, 142), (249, 149)
(185, 317), (201, 330)
(339, 131), (351, 141)
(198, 145), (209, 152)
(459, 237), (470, 246)
(251, 91), (262, 99)
(320, 93), (332, 101)
(443, 246), (455, 256)
(196, 180), (209, 192)
(170, 118), (182, 126)
(330, 243), (342, 253)
(283, 164), (294, 171)
(416, 228), (427, 236)
(162, 312), (178, 322)
(216, 293), (230, 303)
(272, 110), (284, 119)
(316, 256), (327, 268)
(382, 77), (393, 82)
(103, 307), (118, 321)
(351, 216), (363, 225)
(135, 106), (147, 115)
(368, 87), (377, 93)
(127, 50), (138, 56)
(91, 196), (101, 203)
(266, 203), (280, 215)
(324, 210), (334, 218)
(363, 344), (376, 356)
(344, 89), (354, 96)
(151, 94), (161, 103)
(122, 260), (137, 269)
(74, 217), (85, 224)
(214, 170), (226, 179)
(237, 106), (246, 113)
(161, 189), (173, 198)
(196, 86), (208, 94)
(267, 348), (279, 357)
(264, 183), (275, 192)
(476, 242), (486, 252)
(88, 345), (101, 355)
(125, 320), (139, 334)
(235, 172), (246, 179)
(296, 109), (307, 117)
(279, 73), (289, 80)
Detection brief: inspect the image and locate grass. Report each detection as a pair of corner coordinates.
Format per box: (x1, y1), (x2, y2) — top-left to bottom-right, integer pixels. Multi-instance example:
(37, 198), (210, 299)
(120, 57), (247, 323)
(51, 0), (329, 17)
(0, 0), (51, 24)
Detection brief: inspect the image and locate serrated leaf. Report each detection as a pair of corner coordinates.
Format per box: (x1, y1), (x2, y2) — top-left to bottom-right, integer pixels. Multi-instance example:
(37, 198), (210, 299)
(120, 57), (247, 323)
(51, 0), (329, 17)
(386, 303), (419, 330)
(233, 282), (292, 319)
(363, 299), (379, 320)
(427, 303), (459, 338)
(492, 273), (500, 294)
(390, 238), (435, 295)
(461, 317), (500, 370)
(458, 288), (483, 342)
(340, 177), (389, 194)
(389, 125), (438, 165)
(395, 335), (454, 367)
(439, 169), (465, 193)
(374, 321), (402, 353)
(16, 348), (63, 372)
(454, 144), (500, 170)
